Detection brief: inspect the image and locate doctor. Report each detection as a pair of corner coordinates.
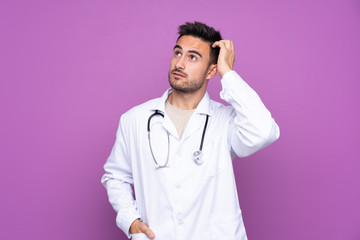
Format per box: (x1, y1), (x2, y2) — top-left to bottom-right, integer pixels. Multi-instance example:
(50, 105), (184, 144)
(102, 21), (280, 240)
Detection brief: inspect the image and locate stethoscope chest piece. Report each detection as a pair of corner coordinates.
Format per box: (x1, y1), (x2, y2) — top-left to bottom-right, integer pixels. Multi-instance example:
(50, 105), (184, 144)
(193, 150), (204, 165)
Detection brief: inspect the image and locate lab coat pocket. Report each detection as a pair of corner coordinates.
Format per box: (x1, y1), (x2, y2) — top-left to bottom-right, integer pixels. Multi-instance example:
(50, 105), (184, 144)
(208, 212), (247, 240)
(204, 139), (229, 177)
(130, 233), (149, 240)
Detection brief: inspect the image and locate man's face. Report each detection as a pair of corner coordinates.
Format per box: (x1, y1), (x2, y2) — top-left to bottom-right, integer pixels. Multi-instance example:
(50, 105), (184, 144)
(168, 35), (214, 93)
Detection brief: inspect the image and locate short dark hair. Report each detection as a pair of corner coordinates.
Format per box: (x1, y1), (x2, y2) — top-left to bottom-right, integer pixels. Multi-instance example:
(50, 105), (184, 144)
(177, 21), (222, 65)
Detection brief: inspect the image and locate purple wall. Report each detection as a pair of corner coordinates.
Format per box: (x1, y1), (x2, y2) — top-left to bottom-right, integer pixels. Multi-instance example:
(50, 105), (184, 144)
(1, 0), (359, 239)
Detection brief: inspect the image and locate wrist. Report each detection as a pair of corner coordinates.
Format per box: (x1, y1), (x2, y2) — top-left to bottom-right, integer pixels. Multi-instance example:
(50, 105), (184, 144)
(219, 68), (232, 78)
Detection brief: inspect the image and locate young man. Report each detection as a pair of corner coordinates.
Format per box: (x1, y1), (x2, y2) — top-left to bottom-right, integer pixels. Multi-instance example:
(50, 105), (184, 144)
(102, 22), (280, 240)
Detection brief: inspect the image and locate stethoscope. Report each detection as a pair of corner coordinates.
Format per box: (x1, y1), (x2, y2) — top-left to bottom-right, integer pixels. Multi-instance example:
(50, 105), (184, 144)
(147, 110), (209, 168)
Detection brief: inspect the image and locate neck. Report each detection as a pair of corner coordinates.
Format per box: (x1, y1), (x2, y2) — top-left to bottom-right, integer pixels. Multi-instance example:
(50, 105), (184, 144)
(168, 89), (206, 110)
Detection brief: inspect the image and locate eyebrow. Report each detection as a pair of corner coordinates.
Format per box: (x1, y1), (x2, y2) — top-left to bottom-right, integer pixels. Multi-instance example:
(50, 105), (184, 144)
(173, 45), (203, 58)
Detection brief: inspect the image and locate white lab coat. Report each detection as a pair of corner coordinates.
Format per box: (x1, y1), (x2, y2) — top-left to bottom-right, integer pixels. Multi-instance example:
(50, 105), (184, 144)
(102, 71), (280, 240)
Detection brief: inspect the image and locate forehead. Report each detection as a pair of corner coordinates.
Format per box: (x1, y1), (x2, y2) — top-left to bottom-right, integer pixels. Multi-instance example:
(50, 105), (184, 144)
(175, 35), (211, 56)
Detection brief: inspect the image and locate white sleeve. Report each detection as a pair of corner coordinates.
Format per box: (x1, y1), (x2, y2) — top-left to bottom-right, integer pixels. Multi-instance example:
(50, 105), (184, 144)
(220, 70), (280, 158)
(101, 116), (141, 238)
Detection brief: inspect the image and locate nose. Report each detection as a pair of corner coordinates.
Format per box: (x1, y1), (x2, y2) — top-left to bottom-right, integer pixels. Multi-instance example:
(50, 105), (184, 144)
(175, 55), (185, 70)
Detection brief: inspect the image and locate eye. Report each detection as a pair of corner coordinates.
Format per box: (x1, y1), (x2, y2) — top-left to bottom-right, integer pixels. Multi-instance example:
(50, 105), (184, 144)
(189, 55), (197, 61)
(174, 51), (182, 57)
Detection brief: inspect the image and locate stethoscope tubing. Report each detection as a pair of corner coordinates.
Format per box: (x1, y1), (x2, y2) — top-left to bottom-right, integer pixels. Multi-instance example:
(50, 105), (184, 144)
(147, 110), (209, 168)
(147, 110), (170, 168)
(199, 114), (209, 151)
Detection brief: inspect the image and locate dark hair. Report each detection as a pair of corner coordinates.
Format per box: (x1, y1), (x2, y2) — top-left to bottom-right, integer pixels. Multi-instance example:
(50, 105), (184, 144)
(177, 21), (222, 65)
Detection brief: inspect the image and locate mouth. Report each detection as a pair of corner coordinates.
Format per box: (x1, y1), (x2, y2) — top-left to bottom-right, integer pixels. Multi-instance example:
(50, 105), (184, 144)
(172, 71), (186, 78)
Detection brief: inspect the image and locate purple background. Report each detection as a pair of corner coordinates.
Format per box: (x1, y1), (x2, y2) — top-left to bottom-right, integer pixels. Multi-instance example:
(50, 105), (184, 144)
(1, 0), (359, 239)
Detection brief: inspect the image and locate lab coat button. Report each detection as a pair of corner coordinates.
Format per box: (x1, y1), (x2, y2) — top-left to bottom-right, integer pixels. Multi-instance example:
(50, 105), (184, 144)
(177, 213), (184, 225)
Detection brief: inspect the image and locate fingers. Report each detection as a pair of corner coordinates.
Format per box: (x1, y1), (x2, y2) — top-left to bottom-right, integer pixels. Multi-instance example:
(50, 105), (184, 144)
(212, 40), (225, 49)
(129, 219), (156, 239)
(212, 40), (235, 60)
(212, 40), (233, 50)
(139, 222), (156, 239)
(212, 40), (235, 77)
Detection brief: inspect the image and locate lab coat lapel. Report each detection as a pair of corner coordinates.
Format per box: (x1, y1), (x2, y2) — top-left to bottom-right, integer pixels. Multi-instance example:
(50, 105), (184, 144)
(181, 92), (212, 141)
(151, 88), (180, 139)
(162, 114), (179, 139)
(181, 113), (203, 141)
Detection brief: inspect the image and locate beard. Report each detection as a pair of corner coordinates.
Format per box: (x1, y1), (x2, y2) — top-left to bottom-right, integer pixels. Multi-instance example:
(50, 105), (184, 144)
(168, 68), (208, 93)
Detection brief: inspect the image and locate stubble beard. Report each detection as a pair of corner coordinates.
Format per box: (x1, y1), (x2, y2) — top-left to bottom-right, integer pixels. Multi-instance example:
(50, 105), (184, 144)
(168, 68), (208, 93)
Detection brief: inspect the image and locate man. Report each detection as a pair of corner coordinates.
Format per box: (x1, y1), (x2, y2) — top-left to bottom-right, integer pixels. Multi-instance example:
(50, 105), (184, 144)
(102, 22), (280, 240)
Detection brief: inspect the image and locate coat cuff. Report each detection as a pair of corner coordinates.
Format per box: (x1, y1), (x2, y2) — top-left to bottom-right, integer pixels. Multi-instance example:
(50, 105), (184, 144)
(116, 208), (141, 239)
(220, 70), (245, 89)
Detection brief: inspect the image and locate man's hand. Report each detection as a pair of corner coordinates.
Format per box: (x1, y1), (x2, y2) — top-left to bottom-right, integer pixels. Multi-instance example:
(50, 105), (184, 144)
(212, 40), (235, 77)
(129, 219), (155, 239)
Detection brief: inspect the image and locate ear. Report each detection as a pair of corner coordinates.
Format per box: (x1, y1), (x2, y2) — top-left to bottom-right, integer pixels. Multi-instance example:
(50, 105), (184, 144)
(206, 64), (218, 80)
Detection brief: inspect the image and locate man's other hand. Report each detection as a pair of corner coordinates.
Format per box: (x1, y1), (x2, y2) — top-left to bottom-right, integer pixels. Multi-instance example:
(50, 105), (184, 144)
(129, 219), (155, 239)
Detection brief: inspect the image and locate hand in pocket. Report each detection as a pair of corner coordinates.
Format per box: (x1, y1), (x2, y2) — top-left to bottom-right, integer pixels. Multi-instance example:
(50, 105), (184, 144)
(130, 219), (155, 239)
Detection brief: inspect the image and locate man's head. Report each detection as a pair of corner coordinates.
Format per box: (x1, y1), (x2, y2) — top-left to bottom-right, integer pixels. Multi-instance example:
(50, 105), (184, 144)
(168, 22), (222, 94)
(177, 22), (222, 65)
